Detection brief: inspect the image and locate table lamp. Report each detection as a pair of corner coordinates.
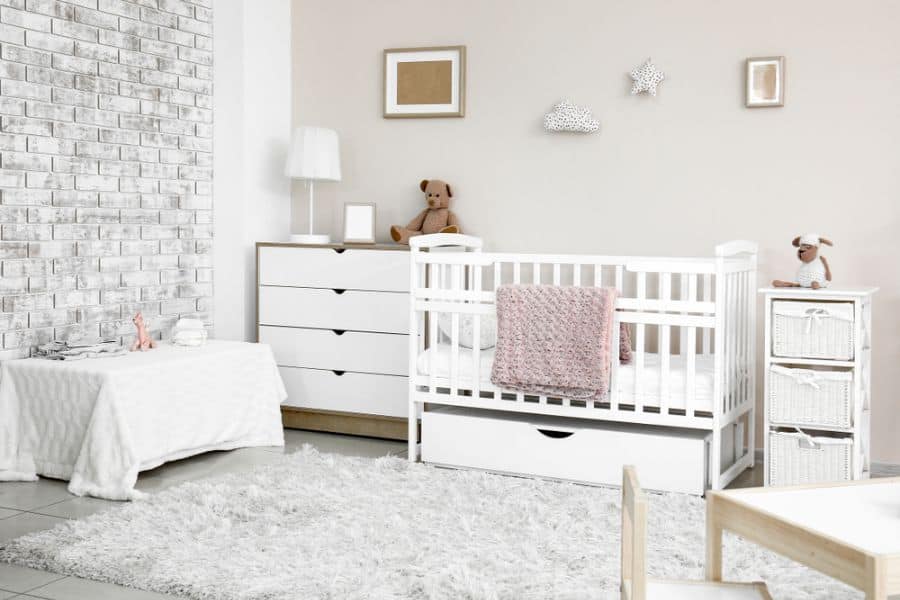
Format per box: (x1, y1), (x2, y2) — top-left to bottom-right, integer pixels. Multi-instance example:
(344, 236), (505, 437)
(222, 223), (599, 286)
(284, 126), (342, 244)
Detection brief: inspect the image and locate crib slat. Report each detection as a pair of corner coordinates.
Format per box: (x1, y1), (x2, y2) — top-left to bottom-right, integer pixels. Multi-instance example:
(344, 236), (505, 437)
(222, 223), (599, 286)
(449, 264), (462, 396)
(702, 273), (712, 354)
(513, 262), (521, 284)
(659, 273), (671, 413)
(635, 322), (645, 411)
(573, 264), (581, 287)
(533, 262), (541, 284)
(739, 270), (748, 406)
(428, 306), (438, 395)
(740, 271), (755, 406)
(553, 263), (561, 286)
(634, 272), (646, 410)
(685, 274), (698, 412)
(615, 265), (623, 293)
(492, 261), (501, 401)
(725, 273), (736, 412)
(610, 309), (621, 412)
(679, 275), (689, 356)
(594, 264), (603, 287)
(472, 265), (483, 401)
(637, 272), (647, 310)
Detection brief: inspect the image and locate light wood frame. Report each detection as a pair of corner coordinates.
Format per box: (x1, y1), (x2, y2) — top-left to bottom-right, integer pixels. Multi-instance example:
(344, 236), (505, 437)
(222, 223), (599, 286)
(745, 56), (785, 108)
(383, 46), (466, 118)
(707, 477), (900, 600)
(342, 202), (377, 244)
(623, 466), (772, 599)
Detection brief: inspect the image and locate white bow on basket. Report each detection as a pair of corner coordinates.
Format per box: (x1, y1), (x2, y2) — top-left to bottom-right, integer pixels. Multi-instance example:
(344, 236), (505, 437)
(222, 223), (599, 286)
(791, 427), (822, 451)
(771, 365), (821, 390)
(801, 307), (851, 334)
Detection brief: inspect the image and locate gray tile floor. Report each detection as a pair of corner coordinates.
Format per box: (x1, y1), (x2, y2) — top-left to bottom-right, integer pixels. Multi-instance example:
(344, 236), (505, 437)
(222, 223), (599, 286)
(0, 429), (760, 599)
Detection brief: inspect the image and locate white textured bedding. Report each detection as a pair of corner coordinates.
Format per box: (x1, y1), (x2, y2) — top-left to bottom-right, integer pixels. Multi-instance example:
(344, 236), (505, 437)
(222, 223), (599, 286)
(0, 340), (286, 500)
(417, 345), (717, 411)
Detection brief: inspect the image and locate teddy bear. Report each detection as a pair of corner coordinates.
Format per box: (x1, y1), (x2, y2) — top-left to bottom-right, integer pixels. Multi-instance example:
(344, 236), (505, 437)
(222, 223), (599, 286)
(772, 234), (833, 289)
(390, 179), (460, 244)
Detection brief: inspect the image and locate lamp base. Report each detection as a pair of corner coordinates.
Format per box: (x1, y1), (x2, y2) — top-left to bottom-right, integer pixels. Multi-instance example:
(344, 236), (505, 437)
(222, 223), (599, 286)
(289, 233), (331, 245)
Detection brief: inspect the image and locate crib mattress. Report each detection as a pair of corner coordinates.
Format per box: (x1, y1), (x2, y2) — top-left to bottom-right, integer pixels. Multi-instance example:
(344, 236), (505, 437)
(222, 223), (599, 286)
(416, 346), (718, 412)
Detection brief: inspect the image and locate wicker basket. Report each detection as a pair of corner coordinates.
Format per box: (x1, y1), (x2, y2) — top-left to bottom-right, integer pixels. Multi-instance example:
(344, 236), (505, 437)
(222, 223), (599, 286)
(769, 429), (852, 486)
(772, 301), (854, 360)
(769, 366), (853, 429)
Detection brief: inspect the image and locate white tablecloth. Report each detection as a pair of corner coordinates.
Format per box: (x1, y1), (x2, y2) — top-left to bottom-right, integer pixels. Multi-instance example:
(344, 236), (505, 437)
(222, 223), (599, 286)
(0, 340), (286, 500)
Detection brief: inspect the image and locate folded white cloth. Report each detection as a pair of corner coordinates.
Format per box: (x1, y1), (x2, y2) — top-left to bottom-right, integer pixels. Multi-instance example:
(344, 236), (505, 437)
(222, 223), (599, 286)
(174, 318), (205, 331)
(171, 318), (208, 347)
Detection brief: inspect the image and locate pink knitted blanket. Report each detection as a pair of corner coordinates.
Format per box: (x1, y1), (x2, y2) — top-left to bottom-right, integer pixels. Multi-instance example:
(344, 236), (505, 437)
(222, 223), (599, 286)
(490, 284), (617, 401)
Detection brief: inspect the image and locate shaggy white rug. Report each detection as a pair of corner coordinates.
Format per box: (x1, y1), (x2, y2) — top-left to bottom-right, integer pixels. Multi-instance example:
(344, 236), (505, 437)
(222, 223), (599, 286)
(0, 447), (859, 599)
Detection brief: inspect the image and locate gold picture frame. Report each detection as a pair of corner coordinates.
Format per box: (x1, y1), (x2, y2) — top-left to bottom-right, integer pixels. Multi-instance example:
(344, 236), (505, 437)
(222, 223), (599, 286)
(383, 46), (466, 118)
(745, 56), (785, 108)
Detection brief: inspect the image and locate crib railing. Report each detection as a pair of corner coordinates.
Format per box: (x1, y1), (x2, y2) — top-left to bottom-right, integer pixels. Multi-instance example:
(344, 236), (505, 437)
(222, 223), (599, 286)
(408, 235), (757, 433)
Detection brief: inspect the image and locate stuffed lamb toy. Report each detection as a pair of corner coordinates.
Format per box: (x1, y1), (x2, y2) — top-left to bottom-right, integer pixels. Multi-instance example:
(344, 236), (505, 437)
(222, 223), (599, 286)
(772, 234), (833, 289)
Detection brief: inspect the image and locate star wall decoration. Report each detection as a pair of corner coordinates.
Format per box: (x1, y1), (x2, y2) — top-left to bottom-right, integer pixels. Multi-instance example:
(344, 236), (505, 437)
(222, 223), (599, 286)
(629, 58), (666, 96)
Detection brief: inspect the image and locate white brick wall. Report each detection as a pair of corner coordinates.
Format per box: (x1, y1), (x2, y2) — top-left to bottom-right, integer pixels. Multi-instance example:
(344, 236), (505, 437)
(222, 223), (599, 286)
(0, 0), (212, 359)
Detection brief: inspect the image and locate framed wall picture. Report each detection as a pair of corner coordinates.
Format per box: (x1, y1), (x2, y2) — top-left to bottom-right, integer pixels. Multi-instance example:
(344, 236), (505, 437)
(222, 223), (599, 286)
(343, 203), (376, 244)
(383, 46), (466, 118)
(745, 56), (785, 108)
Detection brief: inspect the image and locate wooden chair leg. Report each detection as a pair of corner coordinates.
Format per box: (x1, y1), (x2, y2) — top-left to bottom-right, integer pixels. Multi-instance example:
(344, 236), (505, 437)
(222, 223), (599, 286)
(705, 494), (723, 582)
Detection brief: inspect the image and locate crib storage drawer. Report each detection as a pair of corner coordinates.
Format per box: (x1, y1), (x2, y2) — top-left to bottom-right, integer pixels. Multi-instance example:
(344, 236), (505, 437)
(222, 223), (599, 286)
(772, 301), (854, 360)
(280, 367), (407, 418)
(260, 325), (408, 376)
(258, 246), (409, 292)
(768, 429), (853, 486)
(422, 407), (710, 495)
(769, 366), (853, 429)
(259, 286), (408, 334)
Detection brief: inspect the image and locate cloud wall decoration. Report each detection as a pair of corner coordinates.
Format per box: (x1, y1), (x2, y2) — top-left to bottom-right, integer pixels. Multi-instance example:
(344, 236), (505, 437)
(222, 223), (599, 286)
(543, 100), (600, 133)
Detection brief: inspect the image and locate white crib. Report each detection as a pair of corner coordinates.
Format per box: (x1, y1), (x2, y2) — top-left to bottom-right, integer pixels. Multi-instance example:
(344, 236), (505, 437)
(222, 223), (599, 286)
(407, 234), (758, 492)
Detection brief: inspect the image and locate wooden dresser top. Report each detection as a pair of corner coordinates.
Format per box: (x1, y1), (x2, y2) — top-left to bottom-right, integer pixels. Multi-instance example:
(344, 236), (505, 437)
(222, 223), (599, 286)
(256, 241), (408, 252)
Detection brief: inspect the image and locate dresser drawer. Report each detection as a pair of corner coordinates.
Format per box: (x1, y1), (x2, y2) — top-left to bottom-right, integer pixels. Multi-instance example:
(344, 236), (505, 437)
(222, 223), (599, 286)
(423, 407), (710, 495)
(259, 286), (407, 334)
(258, 246), (409, 292)
(260, 325), (408, 376)
(280, 367), (407, 418)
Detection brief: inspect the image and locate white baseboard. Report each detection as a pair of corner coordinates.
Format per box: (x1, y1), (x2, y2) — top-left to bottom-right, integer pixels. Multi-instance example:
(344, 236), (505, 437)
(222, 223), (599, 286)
(753, 449), (900, 477)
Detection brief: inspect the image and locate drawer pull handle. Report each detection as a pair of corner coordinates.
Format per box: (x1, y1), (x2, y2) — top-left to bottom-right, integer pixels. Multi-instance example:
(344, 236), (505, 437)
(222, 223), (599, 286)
(333, 289), (347, 295)
(332, 370), (346, 376)
(332, 329), (346, 336)
(333, 248), (346, 254)
(536, 428), (575, 439)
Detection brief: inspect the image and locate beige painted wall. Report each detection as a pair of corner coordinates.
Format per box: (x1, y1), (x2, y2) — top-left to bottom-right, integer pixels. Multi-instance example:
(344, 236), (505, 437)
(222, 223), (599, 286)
(292, 0), (900, 463)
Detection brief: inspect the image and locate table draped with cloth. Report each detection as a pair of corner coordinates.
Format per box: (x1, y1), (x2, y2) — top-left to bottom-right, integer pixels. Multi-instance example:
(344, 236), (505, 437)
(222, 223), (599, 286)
(0, 340), (286, 500)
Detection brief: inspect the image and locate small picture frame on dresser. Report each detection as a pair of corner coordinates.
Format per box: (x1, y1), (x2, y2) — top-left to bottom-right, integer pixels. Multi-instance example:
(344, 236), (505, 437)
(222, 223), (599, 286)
(343, 203), (376, 244)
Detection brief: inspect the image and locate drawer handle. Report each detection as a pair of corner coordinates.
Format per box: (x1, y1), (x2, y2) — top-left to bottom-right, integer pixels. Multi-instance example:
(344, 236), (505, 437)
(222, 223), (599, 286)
(332, 329), (346, 336)
(332, 289), (347, 295)
(332, 370), (346, 376)
(536, 428), (575, 439)
(333, 248), (346, 254)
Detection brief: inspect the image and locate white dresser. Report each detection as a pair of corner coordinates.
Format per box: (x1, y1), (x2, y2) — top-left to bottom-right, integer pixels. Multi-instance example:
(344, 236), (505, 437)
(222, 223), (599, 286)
(761, 286), (877, 486)
(256, 242), (411, 439)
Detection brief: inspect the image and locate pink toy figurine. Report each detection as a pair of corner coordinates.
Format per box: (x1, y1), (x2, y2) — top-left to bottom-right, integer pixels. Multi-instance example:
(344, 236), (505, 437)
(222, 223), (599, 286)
(130, 312), (157, 352)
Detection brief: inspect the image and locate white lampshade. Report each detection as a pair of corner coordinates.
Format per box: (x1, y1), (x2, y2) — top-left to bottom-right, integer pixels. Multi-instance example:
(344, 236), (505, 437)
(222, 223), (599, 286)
(284, 126), (342, 181)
